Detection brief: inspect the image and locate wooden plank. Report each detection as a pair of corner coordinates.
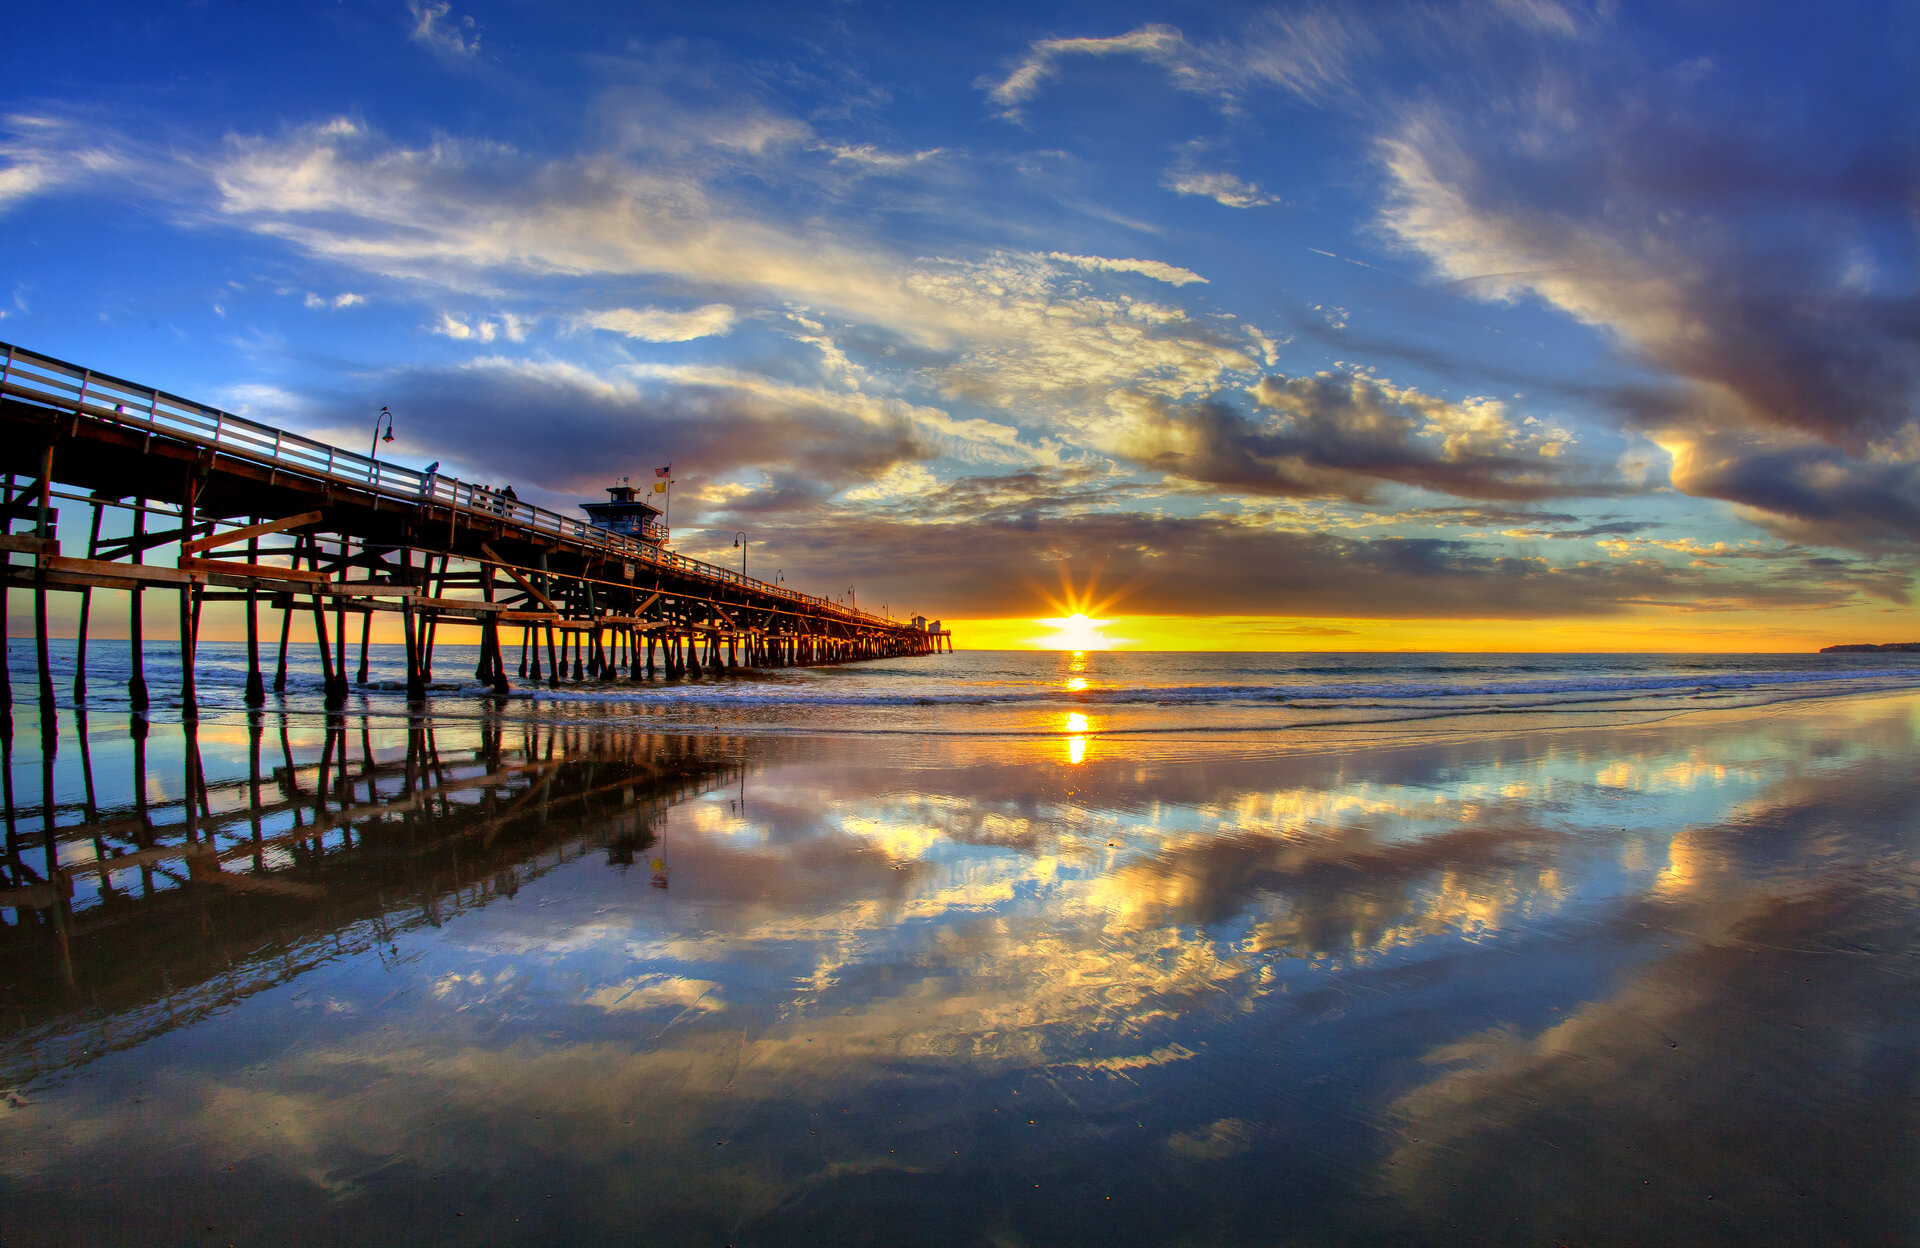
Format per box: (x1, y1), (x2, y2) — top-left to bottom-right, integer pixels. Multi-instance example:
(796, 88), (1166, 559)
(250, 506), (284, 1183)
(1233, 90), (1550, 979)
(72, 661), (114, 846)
(314, 583), (412, 602)
(0, 533), (57, 554)
(412, 595), (506, 612)
(181, 509), (324, 555)
(178, 557), (328, 583)
(8, 568), (141, 592)
(45, 555), (195, 585)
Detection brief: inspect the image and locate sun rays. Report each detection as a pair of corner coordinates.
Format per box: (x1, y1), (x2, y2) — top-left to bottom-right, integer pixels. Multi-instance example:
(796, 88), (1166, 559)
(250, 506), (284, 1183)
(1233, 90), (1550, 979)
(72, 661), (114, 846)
(1031, 570), (1130, 650)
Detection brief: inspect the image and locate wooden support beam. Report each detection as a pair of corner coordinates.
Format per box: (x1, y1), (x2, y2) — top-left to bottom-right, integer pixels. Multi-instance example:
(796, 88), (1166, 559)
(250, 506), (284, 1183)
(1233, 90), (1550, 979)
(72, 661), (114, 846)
(128, 493), (149, 710)
(412, 594), (507, 612)
(33, 440), (57, 731)
(479, 542), (558, 610)
(177, 556), (329, 583)
(46, 554), (197, 585)
(93, 528), (197, 561)
(180, 509), (324, 555)
(0, 483), (47, 522)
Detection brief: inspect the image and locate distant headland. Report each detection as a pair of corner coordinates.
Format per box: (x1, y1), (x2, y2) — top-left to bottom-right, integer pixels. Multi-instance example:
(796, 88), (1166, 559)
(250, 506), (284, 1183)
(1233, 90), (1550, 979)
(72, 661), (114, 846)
(1821, 642), (1920, 653)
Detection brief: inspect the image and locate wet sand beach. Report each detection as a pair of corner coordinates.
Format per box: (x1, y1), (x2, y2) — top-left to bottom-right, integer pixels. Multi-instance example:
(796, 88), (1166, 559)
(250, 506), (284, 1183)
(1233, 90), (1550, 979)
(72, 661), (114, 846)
(4, 674), (1920, 1245)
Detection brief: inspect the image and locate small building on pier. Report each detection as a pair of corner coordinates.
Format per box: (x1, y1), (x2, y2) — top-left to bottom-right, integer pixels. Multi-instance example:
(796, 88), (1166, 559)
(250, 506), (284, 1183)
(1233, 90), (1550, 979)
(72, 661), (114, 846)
(580, 478), (667, 545)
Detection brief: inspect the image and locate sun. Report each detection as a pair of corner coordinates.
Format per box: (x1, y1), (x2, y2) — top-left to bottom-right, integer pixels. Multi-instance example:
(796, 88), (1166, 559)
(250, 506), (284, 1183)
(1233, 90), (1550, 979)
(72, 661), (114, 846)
(1039, 612), (1116, 651)
(1029, 569), (1130, 650)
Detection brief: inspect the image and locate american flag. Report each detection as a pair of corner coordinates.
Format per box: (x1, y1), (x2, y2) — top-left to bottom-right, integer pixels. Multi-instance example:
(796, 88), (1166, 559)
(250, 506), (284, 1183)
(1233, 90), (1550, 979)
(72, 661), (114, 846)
(655, 465), (671, 478)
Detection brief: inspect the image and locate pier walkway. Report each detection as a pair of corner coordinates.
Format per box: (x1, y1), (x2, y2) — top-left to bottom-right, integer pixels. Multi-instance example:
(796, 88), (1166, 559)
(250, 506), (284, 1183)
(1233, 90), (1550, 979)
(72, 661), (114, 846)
(0, 340), (951, 720)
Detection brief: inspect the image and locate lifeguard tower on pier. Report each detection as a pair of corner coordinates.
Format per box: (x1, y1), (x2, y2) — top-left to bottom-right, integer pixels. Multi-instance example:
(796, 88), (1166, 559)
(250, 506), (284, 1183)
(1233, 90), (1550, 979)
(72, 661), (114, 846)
(580, 478), (667, 546)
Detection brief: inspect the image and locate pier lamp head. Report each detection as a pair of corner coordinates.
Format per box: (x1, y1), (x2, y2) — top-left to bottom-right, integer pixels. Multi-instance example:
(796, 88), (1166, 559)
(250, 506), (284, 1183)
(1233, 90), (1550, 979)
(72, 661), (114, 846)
(379, 406), (395, 442)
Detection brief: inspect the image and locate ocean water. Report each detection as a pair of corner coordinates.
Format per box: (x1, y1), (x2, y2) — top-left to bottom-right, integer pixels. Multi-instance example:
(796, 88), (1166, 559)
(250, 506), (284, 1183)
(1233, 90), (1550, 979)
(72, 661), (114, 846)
(7, 646), (1920, 1244)
(11, 639), (1920, 735)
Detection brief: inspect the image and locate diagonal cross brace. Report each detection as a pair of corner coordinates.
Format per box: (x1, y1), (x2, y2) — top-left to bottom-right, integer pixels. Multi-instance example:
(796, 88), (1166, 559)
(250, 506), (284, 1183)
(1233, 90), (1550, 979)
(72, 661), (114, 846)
(479, 542), (558, 611)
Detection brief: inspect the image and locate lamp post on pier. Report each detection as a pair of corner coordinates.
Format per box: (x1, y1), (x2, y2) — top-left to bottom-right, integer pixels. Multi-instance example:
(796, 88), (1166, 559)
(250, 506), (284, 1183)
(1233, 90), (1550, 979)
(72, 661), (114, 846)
(370, 406), (395, 461)
(732, 532), (747, 578)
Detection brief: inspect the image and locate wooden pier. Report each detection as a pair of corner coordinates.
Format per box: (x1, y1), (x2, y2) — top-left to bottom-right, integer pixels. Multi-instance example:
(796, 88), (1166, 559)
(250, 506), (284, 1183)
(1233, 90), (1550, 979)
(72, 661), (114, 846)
(0, 340), (952, 722)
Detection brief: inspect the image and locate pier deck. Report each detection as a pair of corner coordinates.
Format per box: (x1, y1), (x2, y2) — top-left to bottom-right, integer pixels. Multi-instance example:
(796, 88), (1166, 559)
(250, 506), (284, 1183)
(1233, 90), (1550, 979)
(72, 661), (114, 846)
(0, 341), (951, 718)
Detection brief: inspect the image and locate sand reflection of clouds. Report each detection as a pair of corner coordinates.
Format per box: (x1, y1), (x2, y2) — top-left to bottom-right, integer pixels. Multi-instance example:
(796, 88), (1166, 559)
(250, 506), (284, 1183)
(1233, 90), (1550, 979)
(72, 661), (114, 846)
(23, 707), (1920, 1241)
(584, 975), (724, 1015)
(1385, 738), (1920, 1243)
(1387, 885), (1920, 1243)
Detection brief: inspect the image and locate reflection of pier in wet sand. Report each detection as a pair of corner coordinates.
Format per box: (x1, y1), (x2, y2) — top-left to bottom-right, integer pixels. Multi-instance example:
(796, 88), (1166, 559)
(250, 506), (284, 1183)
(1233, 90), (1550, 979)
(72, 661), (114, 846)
(0, 714), (741, 1084)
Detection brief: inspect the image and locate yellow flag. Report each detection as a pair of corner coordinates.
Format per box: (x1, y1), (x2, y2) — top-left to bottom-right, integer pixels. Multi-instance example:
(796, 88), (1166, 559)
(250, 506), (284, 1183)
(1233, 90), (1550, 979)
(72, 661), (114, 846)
(653, 481), (667, 493)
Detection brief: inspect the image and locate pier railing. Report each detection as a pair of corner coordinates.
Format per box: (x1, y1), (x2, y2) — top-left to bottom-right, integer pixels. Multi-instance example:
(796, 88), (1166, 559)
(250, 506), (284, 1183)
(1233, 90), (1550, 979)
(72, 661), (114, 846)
(0, 340), (905, 630)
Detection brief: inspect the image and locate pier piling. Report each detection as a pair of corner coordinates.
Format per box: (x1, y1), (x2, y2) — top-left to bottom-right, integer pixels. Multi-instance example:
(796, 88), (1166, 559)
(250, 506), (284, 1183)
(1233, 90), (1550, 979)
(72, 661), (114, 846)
(244, 529), (265, 706)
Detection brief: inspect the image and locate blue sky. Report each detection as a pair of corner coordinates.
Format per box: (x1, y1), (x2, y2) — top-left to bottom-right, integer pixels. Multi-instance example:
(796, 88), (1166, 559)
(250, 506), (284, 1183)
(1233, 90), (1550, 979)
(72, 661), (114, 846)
(3, 1), (1915, 646)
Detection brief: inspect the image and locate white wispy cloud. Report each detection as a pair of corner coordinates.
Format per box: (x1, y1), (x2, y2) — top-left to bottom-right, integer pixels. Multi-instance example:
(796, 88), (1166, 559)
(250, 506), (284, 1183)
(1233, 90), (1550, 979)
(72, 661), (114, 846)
(201, 120), (1258, 416)
(1159, 138), (1281, 209)
(207, 118), (967, 344)
(979, 13), (1371, 122)
(980, 26), (1188, 121)
(1160, 168), (1279, 209)
(909, 253), (1256, 415)
(433, 310), (527, 342)
(408, 1), (480, 57)
(1045, 252), (1208, 286)
(581, 304), (737, 342)
(784, 310), (861, 390)
(0, 114), (135, 213)
(821, 143), (948, 172)
(620, 360), (1043, 464)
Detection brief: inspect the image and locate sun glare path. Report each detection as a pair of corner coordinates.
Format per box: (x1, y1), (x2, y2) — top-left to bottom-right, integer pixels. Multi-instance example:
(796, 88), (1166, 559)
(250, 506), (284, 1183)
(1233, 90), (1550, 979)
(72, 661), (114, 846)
(1063, 712), (1090, 765)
